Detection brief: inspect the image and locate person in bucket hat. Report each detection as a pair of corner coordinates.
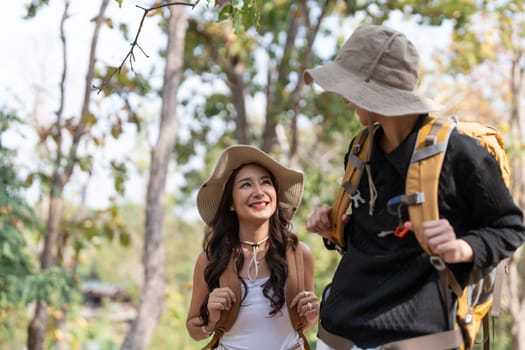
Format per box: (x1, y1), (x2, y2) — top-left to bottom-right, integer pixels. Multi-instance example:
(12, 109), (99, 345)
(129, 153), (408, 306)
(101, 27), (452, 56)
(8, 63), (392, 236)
(186, 145), (319, 350)
(304, 25), (525, 349)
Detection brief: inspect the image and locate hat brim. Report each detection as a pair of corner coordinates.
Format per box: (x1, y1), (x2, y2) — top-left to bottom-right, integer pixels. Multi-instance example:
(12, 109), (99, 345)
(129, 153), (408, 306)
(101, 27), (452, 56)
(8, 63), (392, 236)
(304, 62), (443, 116)
(196, 145), (304, 225)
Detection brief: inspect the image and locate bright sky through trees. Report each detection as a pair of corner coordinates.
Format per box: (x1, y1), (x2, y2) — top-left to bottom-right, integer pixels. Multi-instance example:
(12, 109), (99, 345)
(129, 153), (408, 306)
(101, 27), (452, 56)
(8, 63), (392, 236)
(0, 1), (452, 210)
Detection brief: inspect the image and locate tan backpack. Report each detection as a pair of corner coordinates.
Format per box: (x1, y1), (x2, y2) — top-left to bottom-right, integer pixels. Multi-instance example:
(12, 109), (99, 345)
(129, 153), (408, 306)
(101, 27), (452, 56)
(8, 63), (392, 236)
(327, 116), (511, 350)
(202, 244), (310, 350)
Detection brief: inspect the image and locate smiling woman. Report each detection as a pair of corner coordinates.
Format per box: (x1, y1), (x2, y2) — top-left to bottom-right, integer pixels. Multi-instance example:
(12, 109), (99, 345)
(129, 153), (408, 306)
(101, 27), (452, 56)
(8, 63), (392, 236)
(186, 144), (319, 350)
(231, 164), (277, 225)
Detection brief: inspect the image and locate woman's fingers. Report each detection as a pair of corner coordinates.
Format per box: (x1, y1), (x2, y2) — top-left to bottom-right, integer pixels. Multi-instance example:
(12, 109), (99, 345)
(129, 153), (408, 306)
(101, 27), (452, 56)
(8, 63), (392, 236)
(290, 290), (319, 317)
(208, 288), (236, 311)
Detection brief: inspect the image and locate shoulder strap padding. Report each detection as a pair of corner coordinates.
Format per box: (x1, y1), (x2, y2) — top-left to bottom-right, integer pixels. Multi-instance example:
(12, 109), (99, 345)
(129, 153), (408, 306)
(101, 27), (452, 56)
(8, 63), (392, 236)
(406, 117), (455, 255)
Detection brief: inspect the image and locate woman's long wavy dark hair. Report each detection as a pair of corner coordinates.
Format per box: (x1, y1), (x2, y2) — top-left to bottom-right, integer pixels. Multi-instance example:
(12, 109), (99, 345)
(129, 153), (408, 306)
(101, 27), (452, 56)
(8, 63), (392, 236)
(198, 163), (299, 325)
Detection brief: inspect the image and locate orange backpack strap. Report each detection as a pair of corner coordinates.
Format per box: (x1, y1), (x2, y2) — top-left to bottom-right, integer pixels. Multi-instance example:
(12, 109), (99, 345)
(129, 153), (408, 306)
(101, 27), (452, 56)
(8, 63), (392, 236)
(286, 244), (311, 350)
(328, 126), (375, 250)
(202, 256), (242, 350)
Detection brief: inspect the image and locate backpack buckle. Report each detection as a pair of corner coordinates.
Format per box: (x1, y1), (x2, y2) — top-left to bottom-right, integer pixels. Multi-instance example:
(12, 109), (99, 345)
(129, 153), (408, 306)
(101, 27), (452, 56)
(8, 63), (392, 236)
(386, 193), (425, 214)
(424, 134), (438, 146)
(343, 182), (366, 208)
(387, 194), (425, 239)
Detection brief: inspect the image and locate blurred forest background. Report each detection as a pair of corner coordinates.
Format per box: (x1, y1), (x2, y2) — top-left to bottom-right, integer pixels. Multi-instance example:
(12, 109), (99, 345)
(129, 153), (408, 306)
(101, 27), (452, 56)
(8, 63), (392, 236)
(1, 0), (525, 349)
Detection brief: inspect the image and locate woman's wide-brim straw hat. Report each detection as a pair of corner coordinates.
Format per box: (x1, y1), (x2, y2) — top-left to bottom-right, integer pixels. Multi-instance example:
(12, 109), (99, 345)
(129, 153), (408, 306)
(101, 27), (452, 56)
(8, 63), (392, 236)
(196, 145), (304, 225)
(304, 25), (443, 116)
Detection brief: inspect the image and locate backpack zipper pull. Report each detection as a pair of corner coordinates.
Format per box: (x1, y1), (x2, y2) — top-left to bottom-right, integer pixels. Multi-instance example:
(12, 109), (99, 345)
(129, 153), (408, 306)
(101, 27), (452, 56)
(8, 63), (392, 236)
(394, 220), (409, 238)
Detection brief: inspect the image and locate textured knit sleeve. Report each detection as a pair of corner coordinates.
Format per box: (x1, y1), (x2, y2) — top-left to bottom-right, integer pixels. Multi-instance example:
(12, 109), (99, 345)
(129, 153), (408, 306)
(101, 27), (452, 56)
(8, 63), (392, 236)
(441, 131), (525, 269)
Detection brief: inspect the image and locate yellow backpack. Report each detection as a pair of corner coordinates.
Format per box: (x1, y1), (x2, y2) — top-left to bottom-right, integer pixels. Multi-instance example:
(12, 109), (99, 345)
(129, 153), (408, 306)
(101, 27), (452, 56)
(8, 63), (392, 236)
(327, 116), (511, 350)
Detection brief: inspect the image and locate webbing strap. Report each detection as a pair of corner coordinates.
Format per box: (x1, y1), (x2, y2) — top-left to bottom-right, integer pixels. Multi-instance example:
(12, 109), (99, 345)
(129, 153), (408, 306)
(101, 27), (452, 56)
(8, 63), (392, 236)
(317, 323), (354, 350)
(410, 141), (448, 163)
(483, 315), (490, 350)
(491, 257), (510, 317)
(382, 329), (463, 350)
(327, 126), (375, 249)
(346, 153), (365, 171)
(318, 323), (463, 350)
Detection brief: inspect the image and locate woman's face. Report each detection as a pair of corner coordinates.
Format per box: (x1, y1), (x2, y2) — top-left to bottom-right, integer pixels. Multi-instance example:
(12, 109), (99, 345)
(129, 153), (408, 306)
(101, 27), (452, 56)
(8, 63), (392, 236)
(231, 164), (277, 224)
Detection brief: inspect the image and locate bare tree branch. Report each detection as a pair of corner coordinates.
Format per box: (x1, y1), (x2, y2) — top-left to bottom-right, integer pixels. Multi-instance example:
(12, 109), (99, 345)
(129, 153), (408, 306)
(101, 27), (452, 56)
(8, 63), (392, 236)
(93, 1), (200, 94)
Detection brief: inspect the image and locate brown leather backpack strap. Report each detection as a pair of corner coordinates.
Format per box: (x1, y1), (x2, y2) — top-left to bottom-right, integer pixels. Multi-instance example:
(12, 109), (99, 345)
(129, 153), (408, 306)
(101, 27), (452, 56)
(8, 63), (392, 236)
(286, 244), (311, 350)
(202, 255), (241, 350)
(286, 245), (305, 331)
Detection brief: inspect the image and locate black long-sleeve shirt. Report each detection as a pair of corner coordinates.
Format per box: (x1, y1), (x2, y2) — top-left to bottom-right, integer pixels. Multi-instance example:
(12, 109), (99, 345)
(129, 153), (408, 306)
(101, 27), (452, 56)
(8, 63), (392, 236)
(320, 117), (525, 348)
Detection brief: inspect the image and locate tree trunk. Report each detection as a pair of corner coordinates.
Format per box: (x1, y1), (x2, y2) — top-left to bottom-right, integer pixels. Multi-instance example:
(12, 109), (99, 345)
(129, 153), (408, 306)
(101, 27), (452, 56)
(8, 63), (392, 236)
(27, 301), (49, 350)
(26, 0), (109, 348)
(228, 59), (249, 145)
(121, 6), (188, 350)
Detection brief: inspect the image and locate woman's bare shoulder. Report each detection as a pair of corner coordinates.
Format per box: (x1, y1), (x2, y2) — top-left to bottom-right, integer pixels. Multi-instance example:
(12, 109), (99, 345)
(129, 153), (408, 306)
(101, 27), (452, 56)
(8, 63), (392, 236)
(194, 250), (210, 272)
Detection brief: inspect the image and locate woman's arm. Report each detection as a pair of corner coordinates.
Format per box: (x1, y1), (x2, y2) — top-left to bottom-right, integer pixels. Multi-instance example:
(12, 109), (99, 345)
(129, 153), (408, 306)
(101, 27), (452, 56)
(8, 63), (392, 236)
(186, 251), (216, 341)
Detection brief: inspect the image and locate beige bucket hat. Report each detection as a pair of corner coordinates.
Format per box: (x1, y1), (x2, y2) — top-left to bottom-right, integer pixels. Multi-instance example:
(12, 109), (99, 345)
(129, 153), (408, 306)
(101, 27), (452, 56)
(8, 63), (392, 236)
(304, 25), (443, 116)
(196, 145), (304, 225)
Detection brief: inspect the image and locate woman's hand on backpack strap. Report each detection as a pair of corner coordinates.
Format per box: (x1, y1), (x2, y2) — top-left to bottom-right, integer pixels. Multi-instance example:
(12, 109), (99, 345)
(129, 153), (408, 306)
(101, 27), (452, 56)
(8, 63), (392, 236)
(419, 219), (474, 264)
(207, 287), (236, 324)
(290, 290), (319, 322)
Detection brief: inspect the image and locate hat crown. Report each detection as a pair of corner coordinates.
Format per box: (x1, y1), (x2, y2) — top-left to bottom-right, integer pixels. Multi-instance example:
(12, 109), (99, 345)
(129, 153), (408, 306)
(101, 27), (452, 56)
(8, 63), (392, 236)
(335, 25), (419, 92)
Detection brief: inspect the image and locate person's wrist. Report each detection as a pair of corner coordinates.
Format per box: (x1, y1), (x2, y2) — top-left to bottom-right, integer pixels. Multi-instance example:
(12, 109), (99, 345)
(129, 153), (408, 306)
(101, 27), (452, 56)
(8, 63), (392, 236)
(460, 240), (474, 263)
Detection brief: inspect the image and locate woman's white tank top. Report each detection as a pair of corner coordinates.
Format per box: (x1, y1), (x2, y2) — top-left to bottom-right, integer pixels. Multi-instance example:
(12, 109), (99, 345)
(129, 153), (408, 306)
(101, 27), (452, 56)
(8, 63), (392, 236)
(218, 276), (300, 350)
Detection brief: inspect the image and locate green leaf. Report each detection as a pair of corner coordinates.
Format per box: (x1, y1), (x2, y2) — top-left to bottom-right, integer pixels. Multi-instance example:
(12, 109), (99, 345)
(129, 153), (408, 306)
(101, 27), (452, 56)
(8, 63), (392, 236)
(219, 4), (233, 21)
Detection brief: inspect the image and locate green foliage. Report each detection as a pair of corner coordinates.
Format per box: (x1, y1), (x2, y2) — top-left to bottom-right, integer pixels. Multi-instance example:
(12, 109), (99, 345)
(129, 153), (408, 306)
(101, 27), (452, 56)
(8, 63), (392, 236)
(218, 0), (261, 34)
(445, 0), (525, 75)
(0, 112), (38, 306)
(111, 161), (128, 196)
(23, 0), (50, 19)
(95, 64), (153, 97)
(0, 111), (75, 344)
(387, 0), (477, 28)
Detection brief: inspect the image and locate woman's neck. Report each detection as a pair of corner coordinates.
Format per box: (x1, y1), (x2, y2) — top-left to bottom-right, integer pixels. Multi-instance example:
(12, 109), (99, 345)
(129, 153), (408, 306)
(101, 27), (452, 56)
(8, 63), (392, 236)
(238, 221), (270, 246)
